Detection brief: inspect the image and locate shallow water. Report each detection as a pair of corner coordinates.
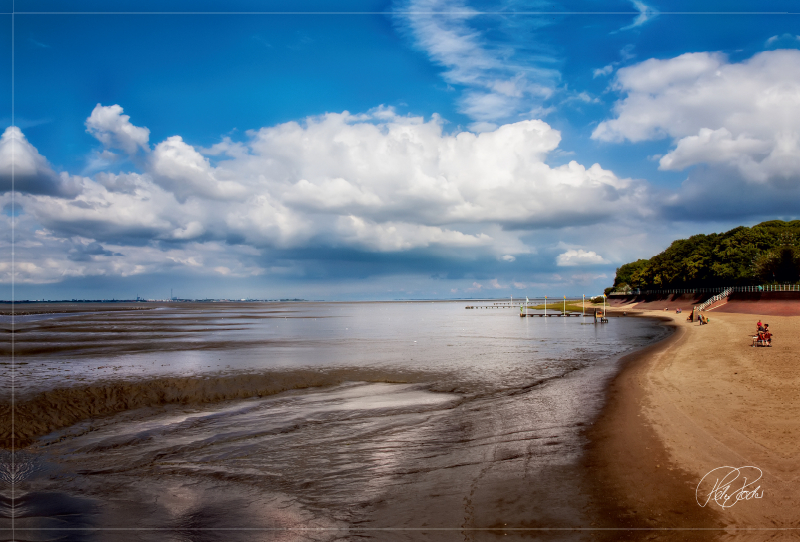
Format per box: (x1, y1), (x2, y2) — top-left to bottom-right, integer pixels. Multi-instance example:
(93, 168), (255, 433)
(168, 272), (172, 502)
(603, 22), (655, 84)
(2, 301), (669, 541)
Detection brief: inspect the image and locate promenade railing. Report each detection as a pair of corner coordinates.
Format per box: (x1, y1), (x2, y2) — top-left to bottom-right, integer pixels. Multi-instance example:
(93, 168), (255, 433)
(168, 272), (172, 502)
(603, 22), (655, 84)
(612, 284), (800, 295)
(729, 284), (800, 292)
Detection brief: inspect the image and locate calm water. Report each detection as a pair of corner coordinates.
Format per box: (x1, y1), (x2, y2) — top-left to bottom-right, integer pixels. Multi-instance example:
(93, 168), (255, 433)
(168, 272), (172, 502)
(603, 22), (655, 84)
(2, 301), (669, 541)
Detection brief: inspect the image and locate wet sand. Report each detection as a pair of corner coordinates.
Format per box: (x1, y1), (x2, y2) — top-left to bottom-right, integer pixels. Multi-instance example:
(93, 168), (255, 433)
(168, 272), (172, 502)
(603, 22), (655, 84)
(3, 302), (676, 540)
(588, 308), (800, 540)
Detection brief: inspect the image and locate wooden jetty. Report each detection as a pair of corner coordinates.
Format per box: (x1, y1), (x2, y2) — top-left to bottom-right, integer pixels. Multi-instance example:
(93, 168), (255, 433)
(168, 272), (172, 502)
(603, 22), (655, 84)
(464, 305), (581, 316)
(465, 299), (610, 323)
(520, 312), (581, 317)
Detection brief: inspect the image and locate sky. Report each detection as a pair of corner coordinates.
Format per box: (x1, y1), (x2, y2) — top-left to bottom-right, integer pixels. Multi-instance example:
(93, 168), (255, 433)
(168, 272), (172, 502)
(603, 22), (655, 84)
(3, 0), (800, 300)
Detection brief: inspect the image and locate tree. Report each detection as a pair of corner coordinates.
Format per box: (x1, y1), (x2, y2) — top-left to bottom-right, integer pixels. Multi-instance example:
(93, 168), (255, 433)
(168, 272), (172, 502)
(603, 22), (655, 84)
(613, 259), (650, 289)
(608, 220), (800, 290)
(754, 246), (800, 284)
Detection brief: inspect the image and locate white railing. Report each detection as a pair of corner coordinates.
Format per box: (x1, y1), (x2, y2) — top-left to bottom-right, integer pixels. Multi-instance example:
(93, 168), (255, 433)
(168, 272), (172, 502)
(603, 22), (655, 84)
(731, 284), (800, 292)
(695, 287), (733, 312)
(613, 284), (800, 295)
(616, 287), (730, 295)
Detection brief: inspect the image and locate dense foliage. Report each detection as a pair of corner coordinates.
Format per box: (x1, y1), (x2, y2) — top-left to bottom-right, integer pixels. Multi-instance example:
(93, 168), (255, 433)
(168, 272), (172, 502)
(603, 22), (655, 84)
(611, 220), (800, 290)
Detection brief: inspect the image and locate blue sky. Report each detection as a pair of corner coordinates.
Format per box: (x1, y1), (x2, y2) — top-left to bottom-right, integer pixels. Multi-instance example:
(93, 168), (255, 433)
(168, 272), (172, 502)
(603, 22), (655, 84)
(3, 0), (800, 300)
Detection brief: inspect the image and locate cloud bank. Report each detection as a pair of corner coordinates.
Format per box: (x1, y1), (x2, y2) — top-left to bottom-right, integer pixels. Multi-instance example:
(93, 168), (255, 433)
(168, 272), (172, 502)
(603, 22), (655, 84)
(7, 49), (800, 293)
(4, 104), (640, 285)
(594, 49), (800, 187)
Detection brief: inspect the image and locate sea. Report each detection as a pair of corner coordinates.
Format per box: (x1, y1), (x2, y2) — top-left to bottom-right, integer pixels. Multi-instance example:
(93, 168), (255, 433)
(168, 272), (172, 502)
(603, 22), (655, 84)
(0, 300), (670, 541)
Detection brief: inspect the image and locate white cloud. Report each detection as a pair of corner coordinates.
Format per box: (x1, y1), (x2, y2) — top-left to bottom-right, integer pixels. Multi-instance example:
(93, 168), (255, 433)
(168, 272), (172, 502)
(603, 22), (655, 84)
(593, 64), (614, 78)
(238, 110), (641, 229)
(0, 199), (268, 285)
(569, 273), (608, 284)
(594, 49), (800, 186)
(0, 127), (80, 197)
(284, 177), (382, 212)
(168, 221), (205, 240)
(487, 278), (506, 289)
(7, 106), (648, 283)
(86, 104), (150, 155)
(336, 215), (492, 252)
(618, 0), (658, 31)
(467, 121), (497, 133)
(150, 136), (248, 202)
(395, 0), (559, 123)
(657, 128), (778, 180)
(556, 249), (609, 266)
(765, 34), (800, 47)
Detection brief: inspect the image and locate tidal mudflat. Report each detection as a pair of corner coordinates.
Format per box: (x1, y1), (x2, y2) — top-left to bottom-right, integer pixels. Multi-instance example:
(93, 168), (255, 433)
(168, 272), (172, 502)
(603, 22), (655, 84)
(1, 301), (670, 541)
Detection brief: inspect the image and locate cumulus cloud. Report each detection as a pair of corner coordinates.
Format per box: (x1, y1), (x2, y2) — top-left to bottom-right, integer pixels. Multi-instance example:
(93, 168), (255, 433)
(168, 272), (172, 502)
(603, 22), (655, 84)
(8, 105), (648, 284)
(555, 249), (608, 266)
(86, 104), (150, 154)
(0, 127), (80, 197)
(593, 50), (800, 186)
(228, 110), (643, 230)
(150, 136), (248, 202)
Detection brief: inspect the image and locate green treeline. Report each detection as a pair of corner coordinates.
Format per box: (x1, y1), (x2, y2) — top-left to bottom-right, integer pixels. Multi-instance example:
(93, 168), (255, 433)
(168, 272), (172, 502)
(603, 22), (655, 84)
(611, 220), (800, 292)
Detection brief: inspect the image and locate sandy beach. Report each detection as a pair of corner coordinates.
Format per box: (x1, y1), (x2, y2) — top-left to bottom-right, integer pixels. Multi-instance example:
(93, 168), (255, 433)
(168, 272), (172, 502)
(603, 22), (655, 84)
(588, 307), (800, 540)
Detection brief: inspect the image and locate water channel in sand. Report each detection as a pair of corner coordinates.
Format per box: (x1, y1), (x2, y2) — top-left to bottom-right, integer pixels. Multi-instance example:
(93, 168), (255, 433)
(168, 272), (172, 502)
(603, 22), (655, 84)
(1, 301), (669, 541)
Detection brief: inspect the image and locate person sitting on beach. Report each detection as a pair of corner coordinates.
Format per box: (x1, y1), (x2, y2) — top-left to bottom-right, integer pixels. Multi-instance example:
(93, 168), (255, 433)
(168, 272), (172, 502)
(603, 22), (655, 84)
(762, 324), (772, 346)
